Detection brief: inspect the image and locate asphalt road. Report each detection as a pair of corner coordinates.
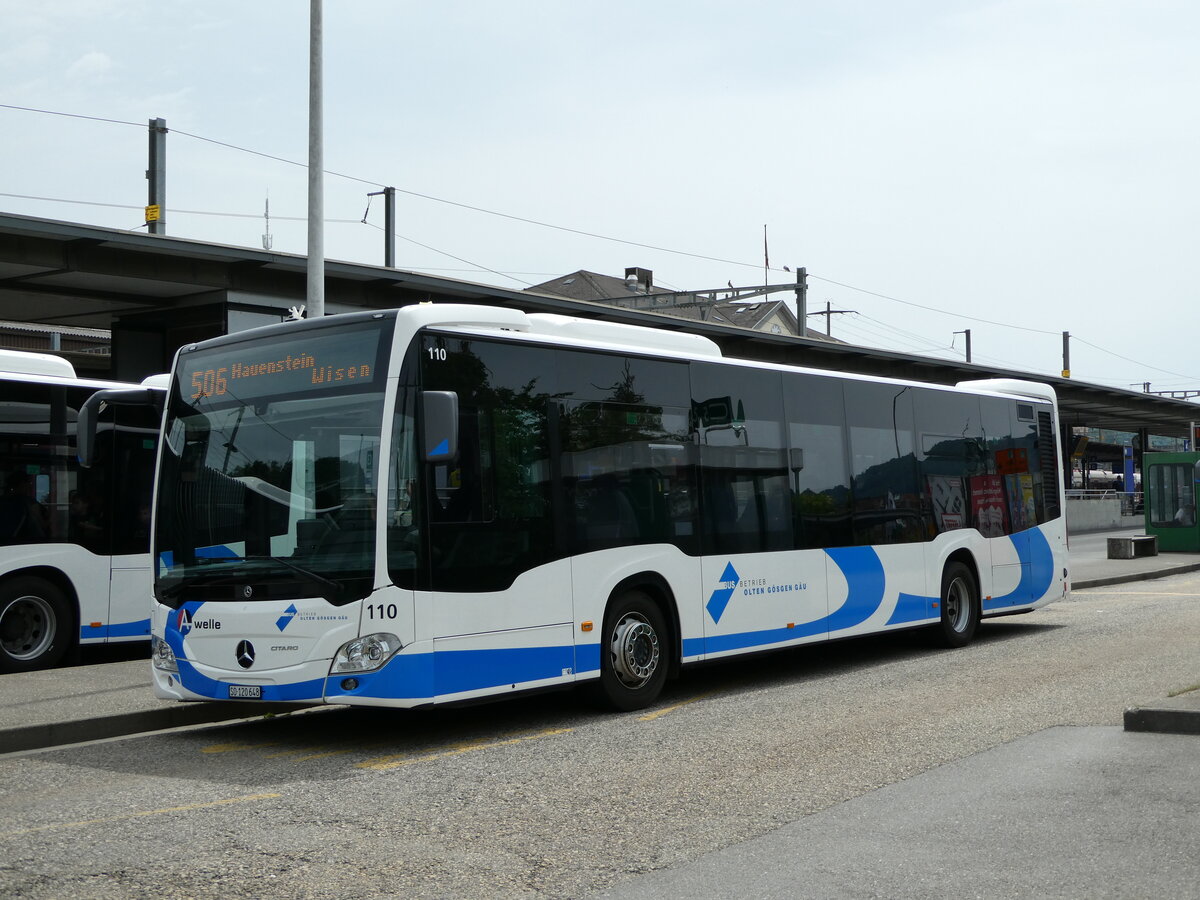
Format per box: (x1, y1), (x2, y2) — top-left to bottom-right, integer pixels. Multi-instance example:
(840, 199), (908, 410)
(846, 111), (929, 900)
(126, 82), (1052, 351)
(1, 574), (1198, 899)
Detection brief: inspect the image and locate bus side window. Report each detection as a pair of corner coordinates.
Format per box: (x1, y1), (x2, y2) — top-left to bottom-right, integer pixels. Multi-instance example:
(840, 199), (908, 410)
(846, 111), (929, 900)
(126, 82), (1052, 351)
(784, 373), (852, 550)
(845, 381), (922, 545)
(691, 363), (790, 555)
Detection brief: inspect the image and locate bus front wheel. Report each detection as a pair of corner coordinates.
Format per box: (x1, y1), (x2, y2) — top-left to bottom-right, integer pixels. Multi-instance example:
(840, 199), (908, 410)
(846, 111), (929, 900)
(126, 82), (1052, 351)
(596, 590), (669, 712)
(0, 576), (73, 673)
(935, 561), (980, 649)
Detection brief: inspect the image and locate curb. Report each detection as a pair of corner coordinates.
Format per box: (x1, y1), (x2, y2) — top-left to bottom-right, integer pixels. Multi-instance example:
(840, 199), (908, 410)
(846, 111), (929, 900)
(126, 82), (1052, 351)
(1123, 706), (1200, 736)
(0, 702), (314, 755)
(1073, 561), (1200, 590)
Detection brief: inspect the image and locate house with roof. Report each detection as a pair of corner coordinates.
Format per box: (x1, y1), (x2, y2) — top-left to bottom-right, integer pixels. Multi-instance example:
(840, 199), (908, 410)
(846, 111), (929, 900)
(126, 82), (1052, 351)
(526, 267), (840, 342)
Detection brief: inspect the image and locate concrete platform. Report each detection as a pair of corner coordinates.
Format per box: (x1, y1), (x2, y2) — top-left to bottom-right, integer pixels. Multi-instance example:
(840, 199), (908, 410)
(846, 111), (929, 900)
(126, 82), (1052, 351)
(2, 526), (1198, 755)
(597, 726), (1200, 900)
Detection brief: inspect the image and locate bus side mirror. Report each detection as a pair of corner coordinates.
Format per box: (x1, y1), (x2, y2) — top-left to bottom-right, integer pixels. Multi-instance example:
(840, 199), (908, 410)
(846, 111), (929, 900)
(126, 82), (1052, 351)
(78, 387), (165, 468)
(422, 391), (459, 463)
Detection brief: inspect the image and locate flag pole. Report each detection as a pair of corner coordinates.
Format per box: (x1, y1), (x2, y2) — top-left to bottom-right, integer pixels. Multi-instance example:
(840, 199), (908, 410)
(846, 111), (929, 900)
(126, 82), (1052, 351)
(763, 224), (768, 287)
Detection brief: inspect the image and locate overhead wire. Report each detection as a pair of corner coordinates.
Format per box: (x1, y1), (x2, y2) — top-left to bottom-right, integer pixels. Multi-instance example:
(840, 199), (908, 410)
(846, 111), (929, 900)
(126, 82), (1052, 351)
(2, 101), (1196, 385)
(361, 221), (530, 287)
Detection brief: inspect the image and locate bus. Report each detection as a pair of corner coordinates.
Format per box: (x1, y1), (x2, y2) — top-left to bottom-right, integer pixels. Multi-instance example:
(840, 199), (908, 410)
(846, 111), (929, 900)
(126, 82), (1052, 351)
(132, 304), (1067, 710)
(0, 350), (164, 672)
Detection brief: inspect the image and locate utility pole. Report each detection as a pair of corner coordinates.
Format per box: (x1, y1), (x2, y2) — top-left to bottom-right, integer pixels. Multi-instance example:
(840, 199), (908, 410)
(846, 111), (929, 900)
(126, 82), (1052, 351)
(367, 187), (397, 267)
(1062, 331), (1070, 378)
(807, 301), (855, 337)
(795, 267), (807, 336)
(954, 329), (972, 362)
(146, 117), (167, 235)
(307, 0), (325, 318)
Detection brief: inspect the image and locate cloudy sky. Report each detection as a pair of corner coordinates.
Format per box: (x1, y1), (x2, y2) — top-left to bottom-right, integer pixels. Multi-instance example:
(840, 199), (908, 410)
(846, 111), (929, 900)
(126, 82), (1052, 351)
(1, 1), (1197, 395)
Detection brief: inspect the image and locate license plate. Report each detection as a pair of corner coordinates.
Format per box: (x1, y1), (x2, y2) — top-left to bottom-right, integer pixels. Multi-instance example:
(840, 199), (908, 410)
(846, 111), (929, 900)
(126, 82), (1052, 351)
(228, 684), (262, 699)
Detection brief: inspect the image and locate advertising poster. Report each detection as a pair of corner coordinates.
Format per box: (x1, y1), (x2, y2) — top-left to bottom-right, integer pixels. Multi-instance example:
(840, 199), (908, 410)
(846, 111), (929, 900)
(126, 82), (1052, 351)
(928, 475), (966, 531)
(969, 474), (1008, 537)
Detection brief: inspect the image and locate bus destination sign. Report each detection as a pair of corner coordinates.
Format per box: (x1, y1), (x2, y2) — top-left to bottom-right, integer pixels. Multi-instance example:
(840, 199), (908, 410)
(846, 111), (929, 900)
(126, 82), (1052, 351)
(181, 323), (386, 405)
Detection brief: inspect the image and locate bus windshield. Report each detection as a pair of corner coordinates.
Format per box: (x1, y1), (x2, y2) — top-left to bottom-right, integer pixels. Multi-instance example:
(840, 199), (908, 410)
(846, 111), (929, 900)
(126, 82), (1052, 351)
(154, 319), (392, 606)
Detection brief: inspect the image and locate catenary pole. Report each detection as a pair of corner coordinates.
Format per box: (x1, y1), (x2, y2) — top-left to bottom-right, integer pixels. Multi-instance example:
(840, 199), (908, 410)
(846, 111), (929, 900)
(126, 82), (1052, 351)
(307, 0), (324, 318)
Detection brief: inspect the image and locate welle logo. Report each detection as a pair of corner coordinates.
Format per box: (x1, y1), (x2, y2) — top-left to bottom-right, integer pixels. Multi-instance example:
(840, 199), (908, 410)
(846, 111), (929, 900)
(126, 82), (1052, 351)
(176, 608), (221, 636)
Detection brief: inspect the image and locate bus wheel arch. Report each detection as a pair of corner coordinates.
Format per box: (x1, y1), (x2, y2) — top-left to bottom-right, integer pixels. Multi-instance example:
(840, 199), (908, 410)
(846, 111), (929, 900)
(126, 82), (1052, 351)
(934, 553), (981, 649)
(0, 568), (78, 673)
(594, 574), (678, 711)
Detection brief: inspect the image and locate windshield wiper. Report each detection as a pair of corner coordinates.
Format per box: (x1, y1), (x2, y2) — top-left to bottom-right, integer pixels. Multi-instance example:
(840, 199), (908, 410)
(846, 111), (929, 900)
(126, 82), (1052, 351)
(237, 555), (341, 594)
(157, 554), (343, 603)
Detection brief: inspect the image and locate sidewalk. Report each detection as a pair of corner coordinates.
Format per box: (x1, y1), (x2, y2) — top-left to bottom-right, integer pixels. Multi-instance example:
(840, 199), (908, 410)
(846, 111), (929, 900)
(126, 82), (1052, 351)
(2, 525), (1198, 754)
(1069, 524), (1200, 589)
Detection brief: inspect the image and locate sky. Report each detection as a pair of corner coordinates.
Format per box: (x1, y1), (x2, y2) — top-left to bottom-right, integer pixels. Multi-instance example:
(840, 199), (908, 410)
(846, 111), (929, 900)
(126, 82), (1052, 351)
(1, 0), (1198, 397)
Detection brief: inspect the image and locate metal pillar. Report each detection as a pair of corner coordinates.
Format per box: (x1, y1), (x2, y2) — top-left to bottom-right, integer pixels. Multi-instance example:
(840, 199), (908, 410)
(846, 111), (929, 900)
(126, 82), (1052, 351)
(307, 0), (325, 318)
(795, 267), (807, 336)
(146, 118), (167, 235)
(384, 187), (396, 267)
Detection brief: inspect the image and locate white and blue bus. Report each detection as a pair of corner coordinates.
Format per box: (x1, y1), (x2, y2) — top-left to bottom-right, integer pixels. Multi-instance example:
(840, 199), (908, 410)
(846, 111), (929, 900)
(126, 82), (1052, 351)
(138, 304), (1067, 710)
(0, 350), (163, 672)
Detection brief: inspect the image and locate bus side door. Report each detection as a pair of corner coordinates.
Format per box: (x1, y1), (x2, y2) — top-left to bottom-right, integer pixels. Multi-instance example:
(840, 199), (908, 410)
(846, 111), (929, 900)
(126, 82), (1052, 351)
(104, 405), (159, 639)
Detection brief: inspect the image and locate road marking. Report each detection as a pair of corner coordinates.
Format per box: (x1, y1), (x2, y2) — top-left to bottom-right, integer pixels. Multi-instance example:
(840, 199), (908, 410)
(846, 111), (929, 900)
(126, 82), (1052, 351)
(200, 741), (280, 754)
(356, 727), (573, 771)
(294, 748), (354, 761)
(0, 793), (281, 839)
(263, 748), (314, 759)
(638, 692), (712, 721)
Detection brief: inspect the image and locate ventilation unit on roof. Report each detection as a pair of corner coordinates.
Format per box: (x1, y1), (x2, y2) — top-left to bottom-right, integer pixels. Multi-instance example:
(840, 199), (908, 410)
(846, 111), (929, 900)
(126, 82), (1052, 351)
(624, 267), (653, 294)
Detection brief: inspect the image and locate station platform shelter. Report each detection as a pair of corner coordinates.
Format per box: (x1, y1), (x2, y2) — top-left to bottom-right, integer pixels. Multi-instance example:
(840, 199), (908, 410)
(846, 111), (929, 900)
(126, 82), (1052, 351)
(2, 211), (1197, 454)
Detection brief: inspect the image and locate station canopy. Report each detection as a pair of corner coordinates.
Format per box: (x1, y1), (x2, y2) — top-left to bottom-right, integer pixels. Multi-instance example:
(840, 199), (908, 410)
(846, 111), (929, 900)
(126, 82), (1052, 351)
(1, 211), (1196, 440)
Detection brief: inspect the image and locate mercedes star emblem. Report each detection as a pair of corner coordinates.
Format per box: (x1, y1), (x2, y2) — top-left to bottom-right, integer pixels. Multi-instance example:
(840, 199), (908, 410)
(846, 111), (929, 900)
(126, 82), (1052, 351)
(235, 640), (255, 669)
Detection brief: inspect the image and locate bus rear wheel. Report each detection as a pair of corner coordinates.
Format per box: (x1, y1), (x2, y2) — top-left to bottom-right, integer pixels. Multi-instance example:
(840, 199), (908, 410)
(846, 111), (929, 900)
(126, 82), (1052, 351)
(0, 577), (72, 673)
(935, 561), (980, 649)
(596, 590), (669, 712)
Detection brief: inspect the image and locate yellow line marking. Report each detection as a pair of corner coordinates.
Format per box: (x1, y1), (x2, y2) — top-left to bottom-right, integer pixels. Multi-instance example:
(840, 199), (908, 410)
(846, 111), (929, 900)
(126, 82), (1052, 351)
(638, 691), (712, 721)
(0, 793), (281, 839)
(294, 749), (354, 761)
(356, 727), (573, 771)
(200, 741), (279, 754)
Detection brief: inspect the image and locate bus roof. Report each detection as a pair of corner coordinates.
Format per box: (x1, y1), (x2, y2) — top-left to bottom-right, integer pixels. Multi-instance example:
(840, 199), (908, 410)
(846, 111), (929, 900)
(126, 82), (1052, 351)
(0, 348), (77, 379)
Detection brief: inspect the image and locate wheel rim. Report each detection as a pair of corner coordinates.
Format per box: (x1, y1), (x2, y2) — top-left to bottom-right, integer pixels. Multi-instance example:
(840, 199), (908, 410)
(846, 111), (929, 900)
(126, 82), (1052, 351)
(609, 612), (660, 689)
(944, 576), (971, 633)
(0, 594), (57, 662)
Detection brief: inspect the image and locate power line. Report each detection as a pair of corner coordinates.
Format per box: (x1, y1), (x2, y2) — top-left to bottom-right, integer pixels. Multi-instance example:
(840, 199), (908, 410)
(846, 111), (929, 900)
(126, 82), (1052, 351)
(0, 192), (361, 223)
(3, 102), (1196, 382)
(1071, 335), (1200, 382)
(362, 221), (530, 287)
(809, 274), (1061, 337)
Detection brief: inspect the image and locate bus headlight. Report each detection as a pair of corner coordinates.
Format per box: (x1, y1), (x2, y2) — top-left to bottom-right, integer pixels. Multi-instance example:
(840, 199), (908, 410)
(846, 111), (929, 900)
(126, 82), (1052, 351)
(331, 633), (401, 674)
(151, 636), (178, 673)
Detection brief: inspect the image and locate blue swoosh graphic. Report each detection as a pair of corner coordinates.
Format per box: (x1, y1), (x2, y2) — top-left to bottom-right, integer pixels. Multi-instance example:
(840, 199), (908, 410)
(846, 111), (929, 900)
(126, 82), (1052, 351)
(823, 546), (886, 632)
(887, 593), (936, 626)
(699, 546), (886, 654)
(988, 527), (1054, 609)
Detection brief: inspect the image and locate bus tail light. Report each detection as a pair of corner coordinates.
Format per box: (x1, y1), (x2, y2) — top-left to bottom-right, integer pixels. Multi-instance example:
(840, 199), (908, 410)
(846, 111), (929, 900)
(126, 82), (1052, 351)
(331, 633), (401, 674)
